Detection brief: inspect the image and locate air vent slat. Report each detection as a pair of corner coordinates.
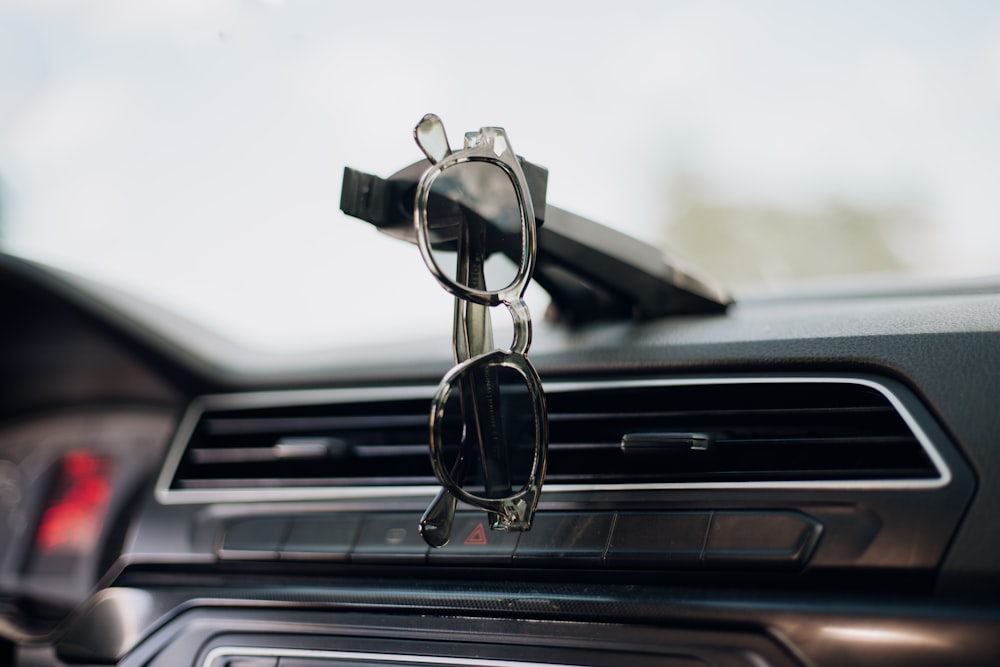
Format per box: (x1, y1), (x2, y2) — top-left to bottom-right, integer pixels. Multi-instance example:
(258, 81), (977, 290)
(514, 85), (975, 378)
(160, 378), (946, 500)
(205, 414), (426, 435)
(551, 406), (894, 422)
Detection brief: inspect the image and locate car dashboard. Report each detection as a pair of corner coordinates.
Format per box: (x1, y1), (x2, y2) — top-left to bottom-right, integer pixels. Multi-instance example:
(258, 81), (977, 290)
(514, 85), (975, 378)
(1, 252), (999, 666)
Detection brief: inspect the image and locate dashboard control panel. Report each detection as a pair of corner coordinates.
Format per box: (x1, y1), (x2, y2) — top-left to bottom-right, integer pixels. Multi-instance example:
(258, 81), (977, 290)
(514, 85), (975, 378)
(218, 510), (822, 570)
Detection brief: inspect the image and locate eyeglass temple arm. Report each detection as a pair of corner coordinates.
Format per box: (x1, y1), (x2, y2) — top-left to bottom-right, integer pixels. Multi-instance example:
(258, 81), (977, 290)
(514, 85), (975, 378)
(419, 213), (512, 547)
(419, 299), (489, 546)
(453, 214), (512, 503)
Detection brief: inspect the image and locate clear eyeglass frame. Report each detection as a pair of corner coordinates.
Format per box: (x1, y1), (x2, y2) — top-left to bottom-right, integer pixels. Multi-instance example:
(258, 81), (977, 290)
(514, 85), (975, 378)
(412, 113), (548, 538)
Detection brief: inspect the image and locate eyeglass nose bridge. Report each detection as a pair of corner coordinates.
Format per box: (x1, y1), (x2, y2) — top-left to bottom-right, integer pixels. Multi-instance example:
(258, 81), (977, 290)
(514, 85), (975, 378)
(505, 297), (532, 357)
(427, 350), (548, 531)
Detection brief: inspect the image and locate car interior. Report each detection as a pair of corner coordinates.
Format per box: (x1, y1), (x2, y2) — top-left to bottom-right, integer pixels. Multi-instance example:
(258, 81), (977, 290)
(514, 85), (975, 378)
(2, 4), (999, 666)
(2, 163), (1000, 665)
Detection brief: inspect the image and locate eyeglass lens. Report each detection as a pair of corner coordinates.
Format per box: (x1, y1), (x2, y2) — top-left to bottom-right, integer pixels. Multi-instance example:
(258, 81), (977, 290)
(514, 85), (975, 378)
(438, 364), (537, 498)
(425, 161), (524, 293)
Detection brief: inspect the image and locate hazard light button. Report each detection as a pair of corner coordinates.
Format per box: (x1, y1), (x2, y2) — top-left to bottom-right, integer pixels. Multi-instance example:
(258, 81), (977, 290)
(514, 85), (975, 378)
(426, 512), (520, 564)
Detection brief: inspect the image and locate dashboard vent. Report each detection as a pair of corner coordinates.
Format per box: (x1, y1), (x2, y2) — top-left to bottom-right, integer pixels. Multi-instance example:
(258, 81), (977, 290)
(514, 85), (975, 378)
(543, 379), (943, 488)
(157, 378), (949, 503)
(164, 389), (438, 494)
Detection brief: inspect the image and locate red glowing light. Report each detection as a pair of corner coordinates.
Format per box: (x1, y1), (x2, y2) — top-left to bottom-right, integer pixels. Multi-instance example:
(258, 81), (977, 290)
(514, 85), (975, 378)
(34, 451), (113, 556)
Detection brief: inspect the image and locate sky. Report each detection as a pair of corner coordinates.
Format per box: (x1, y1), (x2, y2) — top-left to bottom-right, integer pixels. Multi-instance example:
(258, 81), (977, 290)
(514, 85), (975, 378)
(1, 1), (999, 351)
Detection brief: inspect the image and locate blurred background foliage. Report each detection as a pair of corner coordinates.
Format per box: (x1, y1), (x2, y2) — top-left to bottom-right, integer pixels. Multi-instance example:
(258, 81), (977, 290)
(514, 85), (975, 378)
(662, 170), (930, 289)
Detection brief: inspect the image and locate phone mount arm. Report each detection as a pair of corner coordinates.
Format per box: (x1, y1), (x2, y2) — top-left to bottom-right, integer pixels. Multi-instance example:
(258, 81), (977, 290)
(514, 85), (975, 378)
(341, 160), (731, 324)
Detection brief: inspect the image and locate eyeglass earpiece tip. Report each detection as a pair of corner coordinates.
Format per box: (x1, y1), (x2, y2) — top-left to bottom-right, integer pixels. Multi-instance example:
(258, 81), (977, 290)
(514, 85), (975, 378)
(420, 485), (458, 547)
(414, 113), (451, 165)
(418, 521), (450, 548)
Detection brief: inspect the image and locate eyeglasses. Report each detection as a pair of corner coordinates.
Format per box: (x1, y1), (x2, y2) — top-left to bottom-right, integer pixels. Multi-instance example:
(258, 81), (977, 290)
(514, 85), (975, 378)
(412, 114), (548, 548)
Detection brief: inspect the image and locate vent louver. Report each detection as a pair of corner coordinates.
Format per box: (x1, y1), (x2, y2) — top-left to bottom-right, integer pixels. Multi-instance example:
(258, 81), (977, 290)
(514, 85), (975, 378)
(544, 380), (941, 487)
(168, 390), (437, 491)
(157, 378), (949, 504)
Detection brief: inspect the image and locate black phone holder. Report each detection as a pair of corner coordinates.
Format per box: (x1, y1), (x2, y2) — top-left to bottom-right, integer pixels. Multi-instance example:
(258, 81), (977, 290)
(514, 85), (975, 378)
(341, 158), (731, 324)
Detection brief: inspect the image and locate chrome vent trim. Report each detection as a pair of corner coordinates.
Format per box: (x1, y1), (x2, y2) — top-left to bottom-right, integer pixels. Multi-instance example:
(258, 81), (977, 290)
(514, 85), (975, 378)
(204, 647), (592, 667)
(155, 376), (952, 505)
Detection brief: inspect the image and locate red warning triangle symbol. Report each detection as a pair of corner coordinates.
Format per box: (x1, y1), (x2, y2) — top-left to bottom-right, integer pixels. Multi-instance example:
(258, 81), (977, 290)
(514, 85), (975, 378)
(463, 522), (488, 546)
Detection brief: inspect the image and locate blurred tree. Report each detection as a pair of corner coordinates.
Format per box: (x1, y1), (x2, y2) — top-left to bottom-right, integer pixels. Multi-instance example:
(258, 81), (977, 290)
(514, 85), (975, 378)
(661, 171), (929, 290)
(0, 174), (5, 249)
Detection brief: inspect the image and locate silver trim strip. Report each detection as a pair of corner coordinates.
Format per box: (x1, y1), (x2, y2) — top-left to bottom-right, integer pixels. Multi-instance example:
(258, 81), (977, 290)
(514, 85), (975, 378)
(203, 646), (593, 667)
(156, 376), (953, 505)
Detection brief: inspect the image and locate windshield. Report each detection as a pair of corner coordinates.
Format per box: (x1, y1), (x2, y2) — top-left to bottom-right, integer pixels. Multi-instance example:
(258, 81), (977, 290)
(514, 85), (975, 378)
(2, 1), (998, 351)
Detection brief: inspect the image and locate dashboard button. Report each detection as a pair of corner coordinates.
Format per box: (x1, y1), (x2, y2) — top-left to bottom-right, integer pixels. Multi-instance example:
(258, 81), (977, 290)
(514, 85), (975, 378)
(703, 511), (821, 568)
(219, 517), (290, 559)
(606, 512), (710, 567)
(513, 512), (613, 564)
(351, 514), (428, 563)
(427, 513), (519, 564)
(280, 515), (361, 560)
